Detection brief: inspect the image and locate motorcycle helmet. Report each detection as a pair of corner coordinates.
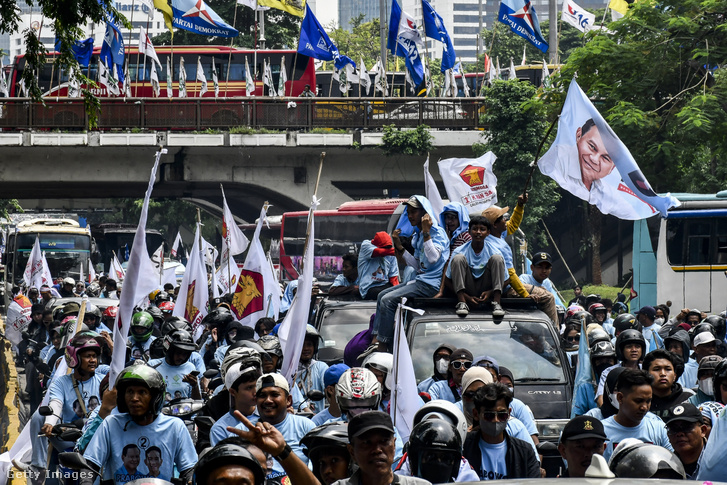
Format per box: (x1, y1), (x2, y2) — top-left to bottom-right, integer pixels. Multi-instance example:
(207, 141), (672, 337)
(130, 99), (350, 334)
(163, 328), (197, 353)
(613, 314), (641, 335)
(301, 422), (351, 482)
(412, 399), (469, 444)
(305, 324), (323, 352)
(130, 311), (155, 343)
(65, 333), (102, 368)
(335, 367), (382, 415)
(407, 419), (462, 484)
(609, 439), (685, 479)
(702, 315), (726, 341)
(115, 363), (167, 418)
(713, 359), (727, 404)
(158, 301), (175, 315)
(363, 352), (394, 390)
(195, 444), (265, 485)
(615, 329), (646, 362)
(161, 316), (192, 336)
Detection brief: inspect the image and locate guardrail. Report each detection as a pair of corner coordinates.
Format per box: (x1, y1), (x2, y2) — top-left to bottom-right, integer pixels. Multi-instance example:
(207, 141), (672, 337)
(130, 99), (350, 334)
(0, 97), (486, 131)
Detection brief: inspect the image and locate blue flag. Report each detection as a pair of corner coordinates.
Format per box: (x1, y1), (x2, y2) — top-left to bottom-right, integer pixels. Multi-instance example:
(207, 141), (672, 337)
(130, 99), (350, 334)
(99, 16), (125, 83)
(171, 0), (239, 38)
(421, 0), (456, 72)
(387, 0), (425, 86)
(298, 5), (354, 70)
(570, 319), (595, 418)
(498, 0), (548, 53)
(55, 37), (95, 67)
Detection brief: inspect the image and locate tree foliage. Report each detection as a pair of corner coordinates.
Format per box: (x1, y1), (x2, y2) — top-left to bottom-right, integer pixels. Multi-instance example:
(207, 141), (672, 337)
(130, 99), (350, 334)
(381, 124), (433, 156)
(473, 80), (560, 248)
(547, 0), (727, 194)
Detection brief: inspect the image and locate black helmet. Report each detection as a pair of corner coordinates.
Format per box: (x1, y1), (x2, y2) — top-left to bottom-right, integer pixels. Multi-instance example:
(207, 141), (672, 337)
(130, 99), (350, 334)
(203, 307), (235, 329)
(258, 335), (283, 358)
(161, 316), (192, 336)
(163, 328), (197, 353)
(615, 329), (645, 362)
(301, 422), (350, 481)
(115, 363), (166, 418)
(145, 305), (164, 322)
(407, 419), (462, 484)
(305, 324), (323, 352)
(195, 443), (265, 485)
(591, 340), (616, 361)
(569, 311), (594, 326)
(613, 313), (641, 335)
(225, 339), (266, 357)
(154, 291), (173, 305)
(713, 359), (727, 404)
(86, 304), (102, 321)
(702, 315), (726, 341)
(148, 338), (166, 360)
(689, 323), (716, 346)
(609, 440), (685, 479)
(130, 311), (154, 343)
(587, 326), (611, 347)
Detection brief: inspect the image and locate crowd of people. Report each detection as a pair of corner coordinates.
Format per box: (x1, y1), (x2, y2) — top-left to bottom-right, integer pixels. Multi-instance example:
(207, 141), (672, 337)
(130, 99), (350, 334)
(9, 193), (727, 484)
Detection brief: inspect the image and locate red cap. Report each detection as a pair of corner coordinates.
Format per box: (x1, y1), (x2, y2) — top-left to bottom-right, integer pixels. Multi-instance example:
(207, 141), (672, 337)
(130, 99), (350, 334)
(372, 231), (393, 248)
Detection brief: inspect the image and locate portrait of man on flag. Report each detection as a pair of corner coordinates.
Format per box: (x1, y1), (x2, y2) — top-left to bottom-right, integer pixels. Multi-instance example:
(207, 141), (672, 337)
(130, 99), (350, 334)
(538, 79), (679, 220)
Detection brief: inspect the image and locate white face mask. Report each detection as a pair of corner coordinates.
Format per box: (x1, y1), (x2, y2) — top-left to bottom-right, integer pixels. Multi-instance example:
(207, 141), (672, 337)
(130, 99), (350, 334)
(655, 317), (665, 326)
(436, 358), (449, 375)
(699, 378), (714, 396)
(609, 392), (620, 410)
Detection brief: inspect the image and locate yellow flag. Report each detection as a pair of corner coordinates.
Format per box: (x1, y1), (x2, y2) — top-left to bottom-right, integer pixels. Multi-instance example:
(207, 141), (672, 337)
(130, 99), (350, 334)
(257, 0), (306, 18)
(609, 0), (631, 15)
(154, 0), (175, 35)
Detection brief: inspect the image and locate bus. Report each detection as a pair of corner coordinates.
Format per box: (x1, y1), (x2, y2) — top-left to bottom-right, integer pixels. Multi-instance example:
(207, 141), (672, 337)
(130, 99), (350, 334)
(454, 64), (562, 96)
(7, 46), (315, 98)
(279, 199), (405, 283)
(3, 218), (92, 299)
(631, 191), (727, 313)
(90, 223), (165, 274)
(315, 71), (421, 98)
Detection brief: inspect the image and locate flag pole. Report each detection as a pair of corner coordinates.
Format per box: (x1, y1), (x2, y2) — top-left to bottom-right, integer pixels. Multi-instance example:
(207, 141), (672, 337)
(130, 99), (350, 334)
(125, 0), (136, 98)
(224, 1), (239, 97)
(288, 52), (298, 97)
(221, 183), (232, 295)
(328, 63), (335, 96)
(301, 152), (325, 263)
(522, 112), (559, 193)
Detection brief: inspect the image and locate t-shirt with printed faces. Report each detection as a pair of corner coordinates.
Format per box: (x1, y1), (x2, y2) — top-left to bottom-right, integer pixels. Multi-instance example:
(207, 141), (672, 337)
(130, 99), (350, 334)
(601, 413), (673, 461)
(147, 358), (199, 403)
(477, 438), (508, 480)
(129, 336), (157, 361)
(358, 240), (399, 298)
(84, 413), (197, 485)
(47, 372), (104, 422)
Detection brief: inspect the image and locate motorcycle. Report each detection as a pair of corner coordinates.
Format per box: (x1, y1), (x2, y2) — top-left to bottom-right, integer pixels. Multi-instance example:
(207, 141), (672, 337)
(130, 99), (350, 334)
(161, 398), (205, 445)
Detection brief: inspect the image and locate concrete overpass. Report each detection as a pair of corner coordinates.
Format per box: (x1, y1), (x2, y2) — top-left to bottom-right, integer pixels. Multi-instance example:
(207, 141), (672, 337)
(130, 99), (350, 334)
(0, 130), (484, 221)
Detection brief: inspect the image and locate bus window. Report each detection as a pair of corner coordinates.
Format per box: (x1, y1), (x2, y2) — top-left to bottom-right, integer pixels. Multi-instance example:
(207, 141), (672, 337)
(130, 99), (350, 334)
(717, 219), (727, 264)
(686, 221), (711, 265)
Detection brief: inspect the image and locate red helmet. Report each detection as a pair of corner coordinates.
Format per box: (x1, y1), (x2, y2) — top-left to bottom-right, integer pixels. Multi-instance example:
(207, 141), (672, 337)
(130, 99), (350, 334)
(103, 306), (118, 319)
(589, 303), (607, 315)
(566, 305), (585, 319)
(158, 301), (175, 314)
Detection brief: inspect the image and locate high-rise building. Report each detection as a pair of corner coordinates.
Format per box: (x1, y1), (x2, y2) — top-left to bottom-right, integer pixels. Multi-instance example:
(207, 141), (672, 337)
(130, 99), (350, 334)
(338, 0), (381, 31)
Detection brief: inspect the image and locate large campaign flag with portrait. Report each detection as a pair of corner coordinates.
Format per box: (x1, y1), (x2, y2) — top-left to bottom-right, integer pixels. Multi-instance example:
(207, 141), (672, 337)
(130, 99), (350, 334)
(438, 152), (499, 213)
(538, 79), (679, 220)
(498, 0), (548, 53)
(171, 0), (239, 37)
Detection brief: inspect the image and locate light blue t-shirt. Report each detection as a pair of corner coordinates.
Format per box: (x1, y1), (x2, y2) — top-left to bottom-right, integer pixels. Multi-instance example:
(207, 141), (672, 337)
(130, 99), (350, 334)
(147, 358), (199, 403)
(477, 438), (508, 480)
(331, 274), (357, 288)
(486, 235), (514, 270)
(358, 240), (399, 298)
(129, 335), (157, 360)
(427, 379), (458, 402)
(190, 351), (206, 374)
(680, 358), (699, 389)
(510, 398), (538, 436)
(505, 417), (538, 457)
(400, 266), (417, 285)
(296, 360), (329, 413)
(47, 373), (104, 422)
(412, 225), (449, 287)
(602, 414), (673, 461)
(266, 413), (316, 473)
(417, 376), (439, 394)
(84, 413), (197, 484)
(446, 241), (508, 282)
(311, 407), (336, 426)
(602, 318), (615, 337)
(518, 274), (565, 307)
(209, 410), (260, 446)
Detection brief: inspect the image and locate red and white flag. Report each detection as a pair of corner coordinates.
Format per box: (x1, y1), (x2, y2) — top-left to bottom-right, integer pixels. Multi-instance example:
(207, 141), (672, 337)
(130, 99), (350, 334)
(171, 231), (183, 258)
(109, 150), (167, 388)
(438, 152), (499, 213)
(110, 254), (126, 282)
(173, 224), (209, 339)
(138, 26), (161, 67)
(22, 237), (45, 288)
(6, 295), (33, 345)
(230, 205), (280, 328)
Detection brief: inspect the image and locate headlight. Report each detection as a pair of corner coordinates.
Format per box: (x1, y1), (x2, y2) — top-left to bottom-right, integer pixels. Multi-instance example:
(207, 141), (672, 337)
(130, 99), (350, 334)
(536, 419), (570, 440)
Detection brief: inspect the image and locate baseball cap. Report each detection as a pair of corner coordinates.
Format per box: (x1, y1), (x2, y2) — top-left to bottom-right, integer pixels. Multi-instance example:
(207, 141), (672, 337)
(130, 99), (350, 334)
(461, 367), (494, 392)
(324, 363), (350, 388)
(531, 252), (552, 266)
(637, 306), (656, 320)
(404, 196), (423, 210)
(225, 361), (261, 391)
(560, 416), (607, 442)
(698, 355), (723, 374)
(63, 277), (75, 285)
(498, 365), (515, 383)
(255, 373), (289, 394)
(371, 231), (393, 248)
(664, 403), (703, 426)
(481, 205), (509, 224)
(694, 332), (717, 347)
(348, 411), (395, 440)
(450, 348), (473, 362)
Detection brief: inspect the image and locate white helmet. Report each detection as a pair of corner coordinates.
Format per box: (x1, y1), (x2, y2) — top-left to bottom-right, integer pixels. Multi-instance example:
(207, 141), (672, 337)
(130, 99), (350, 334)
(413, 399), (469, 444)
(363, 352), (394, 389)
(220, 346), (262, 381)
(335, 367), (382, 414)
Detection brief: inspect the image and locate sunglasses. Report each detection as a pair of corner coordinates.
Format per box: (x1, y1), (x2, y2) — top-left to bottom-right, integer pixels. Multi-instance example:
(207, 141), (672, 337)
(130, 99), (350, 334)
(480, 411), (510, 422)
(666, 422), (698, 435)
(451, 361), (473, 370)
(463, 391), (477, 400)
(566, 334), (581, 342)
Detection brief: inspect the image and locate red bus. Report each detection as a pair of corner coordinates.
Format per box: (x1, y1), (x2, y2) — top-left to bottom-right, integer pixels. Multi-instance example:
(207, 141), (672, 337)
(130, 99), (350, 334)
(7, 45), (315, 97)
(279, 198), (406, 283)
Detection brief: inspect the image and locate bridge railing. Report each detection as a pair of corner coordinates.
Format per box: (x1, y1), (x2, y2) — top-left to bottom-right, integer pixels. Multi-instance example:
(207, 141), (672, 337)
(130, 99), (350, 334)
(0, 97), (486, 131)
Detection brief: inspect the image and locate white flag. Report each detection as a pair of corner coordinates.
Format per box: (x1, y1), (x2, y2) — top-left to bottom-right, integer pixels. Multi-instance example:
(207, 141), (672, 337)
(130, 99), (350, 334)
(150, 242), (165, 277)
(216, 251), (242, 296)
(521, 45), (527, 65)
(245, 57), (255, 96)
(487, 56), (496, 85)
(541, 59), (550, 87)
(68, 68), (81, 98)
(166, 57), (173, 97)
(138, 27), (161, 67)
(173, 224), (209, 339)
(123, 62), (132, 97)
(139, 0), (154, 17)
(230, 205), (280, 328)
(278, 198), (317, 384)
(442, 68), (451, 97)
(99, 60), (119, 96)
(424, 157), (445, 217)
(212, 58), (219, 97)
(449, 69), (458, 97)
(197, 56), (207, 96)
(171, 231), (183, 257)
(22, 237), (45, 288)
(6, 295), (33, 346)
(41, 252), (54, 287)
(404, 66), (415, 92)
(150, 61), (160, 97)
(110, 253), (126, 281)
(89, 261), (97, 283)
(263, 59), (275, 97)
(345, 62), (359, 84)
(237, 0), (257, 9)
(509, 58), (516, 80)
(221, 185), (249, 256)
(374, 58), (387, 94)
(438, 152), (499, 213)
(162, 266), (177, 288)
(109, 149), (167, 389)
(278, 56), (288, 96)
(179, 56), (187, 98)
(562, 0), (597, 32)
(359, 57), (371, 95)
(496, 57), (501, 80)
(461, 71), (470, 97)
(0, 59), (8, 97)
(390, 298), (425, 442)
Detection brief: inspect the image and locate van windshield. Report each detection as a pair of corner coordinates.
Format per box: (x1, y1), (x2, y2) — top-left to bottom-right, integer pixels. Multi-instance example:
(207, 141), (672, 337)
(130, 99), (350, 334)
(409, 318), (567, 384)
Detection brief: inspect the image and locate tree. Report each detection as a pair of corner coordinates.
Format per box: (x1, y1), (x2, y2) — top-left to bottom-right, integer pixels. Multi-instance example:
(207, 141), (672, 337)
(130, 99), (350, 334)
(473, 80), (561, 249)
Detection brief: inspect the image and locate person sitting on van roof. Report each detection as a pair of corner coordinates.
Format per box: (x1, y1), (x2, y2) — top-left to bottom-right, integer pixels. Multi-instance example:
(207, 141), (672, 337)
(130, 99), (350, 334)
(357, 232), (400, 300)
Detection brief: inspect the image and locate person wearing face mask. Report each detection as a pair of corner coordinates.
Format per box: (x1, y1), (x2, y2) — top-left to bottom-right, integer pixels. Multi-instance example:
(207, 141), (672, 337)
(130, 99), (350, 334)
(418, 344), (457, 394)
(428, 349), (473, 403)
(688, 356), (723, 406)
(462, 382), (540, 480)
